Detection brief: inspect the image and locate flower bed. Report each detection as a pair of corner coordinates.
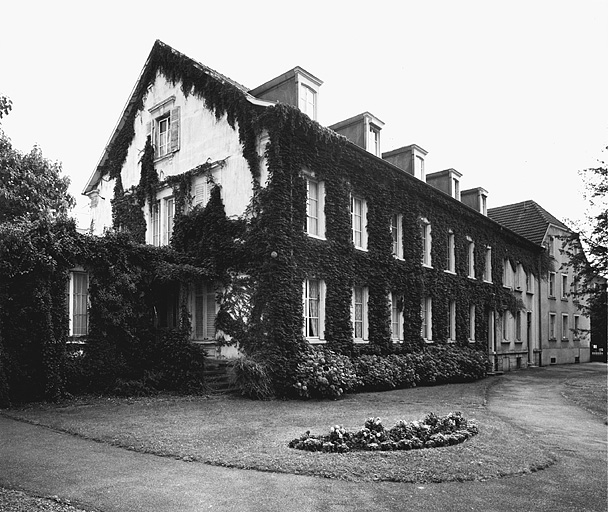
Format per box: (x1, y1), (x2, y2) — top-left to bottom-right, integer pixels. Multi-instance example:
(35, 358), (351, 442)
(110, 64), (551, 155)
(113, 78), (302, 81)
(288, 412), (478, 453)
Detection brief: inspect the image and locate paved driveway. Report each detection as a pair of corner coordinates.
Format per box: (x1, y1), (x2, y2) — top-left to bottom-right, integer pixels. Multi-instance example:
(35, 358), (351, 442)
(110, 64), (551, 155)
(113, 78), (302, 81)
(0, 364), (606, 511)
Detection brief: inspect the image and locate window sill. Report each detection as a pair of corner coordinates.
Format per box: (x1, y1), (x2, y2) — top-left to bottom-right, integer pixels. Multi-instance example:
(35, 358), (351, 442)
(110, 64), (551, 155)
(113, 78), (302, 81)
(354, 338), (369, 344)
(549, 337), (557, 342)
(548, 296), (556, 300)
(393, 255), (405, 261)
(468, 276), (476, 281)
(423, 338), (433, 344)
(483, 279), (493, 284)
(501, 340), (511, 344)
(154, 152), (176, 164)
(468, 339), (476, 343)
(561, 338), (570, 342)
(354, 246), (368, 252)
(444, 269), (457, 275)
(422, 263), (433, 269)
(526, 291), (534, 295)
(307, 233), (326, 241)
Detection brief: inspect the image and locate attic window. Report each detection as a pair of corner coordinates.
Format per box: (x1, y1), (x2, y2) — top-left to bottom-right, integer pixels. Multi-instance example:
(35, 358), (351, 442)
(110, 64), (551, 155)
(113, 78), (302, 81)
(148, 97), (180, 160)
(368, 124), (381, 156)
(299, 84), (316, 120)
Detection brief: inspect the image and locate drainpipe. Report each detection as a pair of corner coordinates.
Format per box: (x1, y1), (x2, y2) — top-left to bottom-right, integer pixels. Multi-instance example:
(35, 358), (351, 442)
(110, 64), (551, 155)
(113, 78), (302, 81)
(537, 259), (543, 367)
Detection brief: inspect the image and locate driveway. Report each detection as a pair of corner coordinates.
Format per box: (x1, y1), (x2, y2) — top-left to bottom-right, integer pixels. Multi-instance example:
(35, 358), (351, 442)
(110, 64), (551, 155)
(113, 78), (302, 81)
(0, 364), (606, 511)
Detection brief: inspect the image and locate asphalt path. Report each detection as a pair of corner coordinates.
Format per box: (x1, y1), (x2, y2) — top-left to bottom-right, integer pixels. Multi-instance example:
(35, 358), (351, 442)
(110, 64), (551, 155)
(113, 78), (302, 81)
(0, 364), (606, 511)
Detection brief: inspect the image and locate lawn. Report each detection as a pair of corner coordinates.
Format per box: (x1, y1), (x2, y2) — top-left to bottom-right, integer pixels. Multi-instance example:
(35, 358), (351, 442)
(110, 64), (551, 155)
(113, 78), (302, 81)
(2, 376), (556, 483)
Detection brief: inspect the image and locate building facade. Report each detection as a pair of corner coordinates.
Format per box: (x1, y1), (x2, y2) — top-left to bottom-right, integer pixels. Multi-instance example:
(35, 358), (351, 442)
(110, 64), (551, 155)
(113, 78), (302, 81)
(81, 41), (547, 369)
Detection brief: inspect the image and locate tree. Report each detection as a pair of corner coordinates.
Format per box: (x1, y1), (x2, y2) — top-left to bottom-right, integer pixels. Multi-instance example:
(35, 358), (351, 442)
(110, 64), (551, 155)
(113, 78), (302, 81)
(0, 98), (75, 223)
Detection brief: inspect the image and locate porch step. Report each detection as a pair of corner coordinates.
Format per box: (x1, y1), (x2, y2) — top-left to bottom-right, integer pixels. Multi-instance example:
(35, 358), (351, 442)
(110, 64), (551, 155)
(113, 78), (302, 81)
(204, 358), (237, 394)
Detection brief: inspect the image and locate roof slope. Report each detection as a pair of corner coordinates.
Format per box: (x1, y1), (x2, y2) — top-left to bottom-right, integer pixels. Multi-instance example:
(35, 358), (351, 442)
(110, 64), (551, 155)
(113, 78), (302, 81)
(488, 200), (570, 245)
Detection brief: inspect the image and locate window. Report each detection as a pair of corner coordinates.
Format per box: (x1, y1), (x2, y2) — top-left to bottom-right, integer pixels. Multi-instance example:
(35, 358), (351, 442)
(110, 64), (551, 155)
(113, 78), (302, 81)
(151, 200), (161, 246)
(390, 292), (403, 341)
(299, 84), (316, 120)
(467, 237), (475, 278)
(549, 313), (557, 340)
(515, 264), (524, 290)
(193, 174), (222, 208)
(446, 230), (455, 273)
(368, 124), (381, 156)
(447, 301), (456, 342)
(574, 315), (580, 339)
(421, 296), (432, 342)
(515, 311), (522, 342)
(562, 314), (569, 341)
(503, 259), (513, 289)
(483, 246), (492, 282)
(352, 286), (368, 341)
(561, 274), (568, 299)
(488, 310), (495, 352)
(526, 272), (534, 294)
(67, 271), (88, 337)
(452, 178), (460, 200)
(149, 102), (180, 159)
(420, 218), (432, 267)
(549, 272), (556, 297)
(547, 236), (555, 257)
(306, 178), (325, 238)
(193, 282), (216, 340)
(304, 279), (325, 340)
(391, 214), (403, 259)
(165, 197), (174, 244)
(481, 195), (487, 216)
(351, 196), (367, 250)
(415, 155), (425, 181)
(469, 304), (476, 342)
(502, 312), (511, 342)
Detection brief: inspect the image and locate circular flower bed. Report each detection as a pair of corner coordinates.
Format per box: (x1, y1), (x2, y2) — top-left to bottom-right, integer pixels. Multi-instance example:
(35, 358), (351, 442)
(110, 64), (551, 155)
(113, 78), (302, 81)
(288, 412), (478, 453)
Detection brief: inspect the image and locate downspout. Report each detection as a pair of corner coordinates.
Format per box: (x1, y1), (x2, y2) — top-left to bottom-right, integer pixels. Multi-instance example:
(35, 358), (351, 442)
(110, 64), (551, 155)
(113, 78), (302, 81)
(537, 257), (543, 367)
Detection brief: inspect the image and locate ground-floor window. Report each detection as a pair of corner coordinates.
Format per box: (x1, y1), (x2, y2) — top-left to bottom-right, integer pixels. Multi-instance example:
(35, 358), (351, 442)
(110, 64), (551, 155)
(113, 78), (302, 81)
(193, 282), (217, 340)
(67, 271), (89, 337)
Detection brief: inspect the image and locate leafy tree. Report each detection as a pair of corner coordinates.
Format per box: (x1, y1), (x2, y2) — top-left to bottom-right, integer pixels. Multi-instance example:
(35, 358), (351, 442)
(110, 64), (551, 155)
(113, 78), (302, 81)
(0, 99), (75, 223)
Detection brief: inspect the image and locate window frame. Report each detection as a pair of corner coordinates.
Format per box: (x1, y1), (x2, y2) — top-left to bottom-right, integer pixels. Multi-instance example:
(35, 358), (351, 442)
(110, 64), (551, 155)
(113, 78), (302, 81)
(421, 296), (433, 342)
(446, 230), (456, 273)
(469, 304), (476, 342)
(304, 279), (326, 341)
(67, 271), (89, 337)
(351, 196), (368, 251)
(420, 218), (432, 267)
(561, 273), (568, 300)
(549, 272), (556, 298)
(483, 246), (492, 282)
(352, 286), (369, 342)
(549, 313), (557, 340)
(390, 292), (404, 342)
(467, 237), (475, 279)
(561, 314), (569, 341)
(447, 300), (456, 342)
(391, 214), (404, 259)
(306, 177), (326, 239)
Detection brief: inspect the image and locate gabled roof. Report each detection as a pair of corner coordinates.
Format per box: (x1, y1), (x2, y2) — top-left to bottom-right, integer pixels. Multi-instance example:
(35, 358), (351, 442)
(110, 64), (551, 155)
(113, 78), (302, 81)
(487, 200), (570, 245)
(83, 40), (273, 195)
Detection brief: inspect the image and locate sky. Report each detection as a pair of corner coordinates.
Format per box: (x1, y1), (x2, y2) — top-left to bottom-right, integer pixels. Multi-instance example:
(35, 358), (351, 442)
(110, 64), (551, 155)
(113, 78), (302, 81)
(1, 0), (607, 231)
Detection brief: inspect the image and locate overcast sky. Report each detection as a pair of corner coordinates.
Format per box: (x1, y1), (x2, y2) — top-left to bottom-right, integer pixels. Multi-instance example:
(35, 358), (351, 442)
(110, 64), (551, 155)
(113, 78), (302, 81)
(1, 0), (606, 230)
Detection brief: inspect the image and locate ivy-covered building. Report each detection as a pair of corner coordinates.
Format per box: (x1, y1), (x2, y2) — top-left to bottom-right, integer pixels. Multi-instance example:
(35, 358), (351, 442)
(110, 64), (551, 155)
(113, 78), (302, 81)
(81, 40), (549, 373)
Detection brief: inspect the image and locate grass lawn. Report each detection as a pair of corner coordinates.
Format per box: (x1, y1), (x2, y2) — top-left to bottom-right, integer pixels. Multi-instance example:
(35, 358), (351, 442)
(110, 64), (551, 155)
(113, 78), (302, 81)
(2, 376), (557, 484)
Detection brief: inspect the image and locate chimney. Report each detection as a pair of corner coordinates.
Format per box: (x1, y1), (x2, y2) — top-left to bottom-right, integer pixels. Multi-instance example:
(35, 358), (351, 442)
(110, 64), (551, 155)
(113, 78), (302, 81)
(382, 144), (428, 181)
(426, 169), (462, 200)
(249, 67), (323, 121)
(461, 187), (488, 215)
(329, 112), (385, 156)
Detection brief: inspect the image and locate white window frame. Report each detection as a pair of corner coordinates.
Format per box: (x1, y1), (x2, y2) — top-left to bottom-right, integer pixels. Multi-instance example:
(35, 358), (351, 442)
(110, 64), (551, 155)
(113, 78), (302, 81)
(549, 272), (556, 298)
(68, 271), (89, 337)
(351, 196), (368, 250)
(306, 177), (326, 239)
(515, 311), (522, 342)
(467, 237), (475, 279)
(573, 315), (580, 339)
(352, 286), (369, 342)
(420, 218), (432, 267)
(421, 296), (433, 342)
(391, 214), (403, 259)
(446, 230), (456, 273)
(368, 124), (381, 156)
(502, 311), (511, 342)
(448, 301), (456, 342)
(503, 259), (513, 289)
(483, 246), (492, 282)
(299, 83), (317, 120)
(561, 314), (569, 341)
(192, 281), (217, 341)
(303, 279), (326, 341)
(390, 292), (404, 341)
(193, 172), (222, 209)
(526, 271), (535, 295)
(165, 197), (175, 245)
(469, 304), (476, 342)
(151, 199), (161, 247)
(549, 313), (557, 340)
(561, 274), (568, 300)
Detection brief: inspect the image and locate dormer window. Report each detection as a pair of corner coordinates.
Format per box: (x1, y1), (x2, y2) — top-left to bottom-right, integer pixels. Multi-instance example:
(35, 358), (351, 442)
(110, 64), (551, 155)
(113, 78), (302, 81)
(453, 177), (460, 200)
(299, 84), (317, 120)
(415, 155), (425, 181)
(368, 124), (381, 157)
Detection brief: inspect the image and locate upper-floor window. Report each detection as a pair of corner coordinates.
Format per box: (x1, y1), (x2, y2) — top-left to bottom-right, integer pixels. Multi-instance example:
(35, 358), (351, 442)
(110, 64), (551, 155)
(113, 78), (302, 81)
(306, 178), (325, 238)
(391, 214), (403, 259)
(420, 218), (432, 267)
(549, 313), (557, 340)
(368, 124), (381, 156)
(299, 84), (316, 120)
(165, 197), (175, 245)
(526, 272), (535, 294)
(351, 196), (367, 250)
(67, 271), (89, 337)
(547, 236), (555, 257)
(549, 272), (556, 298)
(148, 99), (180, 160)
(561, 274), (568, 299)
(415, 155), (425, 181)
(561, 314), (569, 340)
(446, 230), (455, 273)
(483, 246), (492, 282)
(503, 259), (513, 289)
(193, 174), (222, 209)
(304, 279), (325, 340)
(467, 237), (475, 278)
(151, 200), (161, 247)
(352, 286), (368, 341)
(469, 304), (476, 342)
(421, 296), (432, 342)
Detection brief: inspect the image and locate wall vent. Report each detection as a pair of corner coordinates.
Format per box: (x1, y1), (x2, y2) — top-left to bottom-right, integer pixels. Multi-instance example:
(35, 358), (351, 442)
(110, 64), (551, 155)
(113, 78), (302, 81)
(550, 357), (557, 364)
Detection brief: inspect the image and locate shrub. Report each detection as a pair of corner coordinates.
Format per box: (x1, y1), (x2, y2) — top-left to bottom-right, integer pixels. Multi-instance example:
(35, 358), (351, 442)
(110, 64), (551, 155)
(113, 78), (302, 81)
(289, 412), (478, 452)
(353, 354), (417, 391)
(232, 356), (275, 400)
(292, 346), (359, 398)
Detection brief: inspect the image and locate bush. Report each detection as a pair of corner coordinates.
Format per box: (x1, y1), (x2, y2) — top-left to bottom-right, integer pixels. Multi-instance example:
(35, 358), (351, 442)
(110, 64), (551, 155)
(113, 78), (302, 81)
(289, 412), (478, 452)
(353, 354), (417, 391)
(232, 356), (275, 400)
(292, 346), (359, 398)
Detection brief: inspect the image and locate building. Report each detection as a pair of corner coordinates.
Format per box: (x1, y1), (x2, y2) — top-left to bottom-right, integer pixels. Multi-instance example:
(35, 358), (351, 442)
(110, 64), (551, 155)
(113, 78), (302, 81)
(488, 200), (591, 365)
(81, 40), (546, 370)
